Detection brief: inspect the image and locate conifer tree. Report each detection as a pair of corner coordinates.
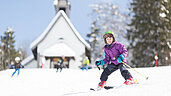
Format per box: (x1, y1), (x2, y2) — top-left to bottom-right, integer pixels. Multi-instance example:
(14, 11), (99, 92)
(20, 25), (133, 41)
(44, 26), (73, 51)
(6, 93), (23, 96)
(127, 0), (171, 67)
(1, 27), (16, 69)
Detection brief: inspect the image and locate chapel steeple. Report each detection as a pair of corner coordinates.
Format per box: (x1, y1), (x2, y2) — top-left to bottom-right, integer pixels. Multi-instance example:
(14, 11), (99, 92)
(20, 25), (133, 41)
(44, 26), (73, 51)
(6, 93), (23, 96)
(54, 0), (71, 18)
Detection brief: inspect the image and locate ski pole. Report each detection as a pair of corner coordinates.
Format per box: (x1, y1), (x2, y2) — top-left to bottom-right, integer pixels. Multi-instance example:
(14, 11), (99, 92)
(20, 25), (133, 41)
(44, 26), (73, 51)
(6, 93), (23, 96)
(122, 61), (149, 80)
(97, 65), (100, 70)
(97, 65), (101, 75)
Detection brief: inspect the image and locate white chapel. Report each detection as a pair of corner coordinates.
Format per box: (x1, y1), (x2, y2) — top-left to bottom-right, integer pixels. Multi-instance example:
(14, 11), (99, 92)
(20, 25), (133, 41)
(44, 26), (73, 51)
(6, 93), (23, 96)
(22, 0), (91, 69)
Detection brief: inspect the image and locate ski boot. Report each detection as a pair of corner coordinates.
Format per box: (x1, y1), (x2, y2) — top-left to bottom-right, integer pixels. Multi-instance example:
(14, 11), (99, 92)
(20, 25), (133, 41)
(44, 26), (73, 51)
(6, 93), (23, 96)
(94, 81), (106, 91)
(98, 81), (106, 88)
(90, 81), (106, 91)
(124, 77), (136, 85)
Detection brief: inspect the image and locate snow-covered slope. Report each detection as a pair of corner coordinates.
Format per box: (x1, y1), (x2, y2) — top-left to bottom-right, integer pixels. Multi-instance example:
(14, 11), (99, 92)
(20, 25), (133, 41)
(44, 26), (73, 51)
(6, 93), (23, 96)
(0, 66), (171, 96)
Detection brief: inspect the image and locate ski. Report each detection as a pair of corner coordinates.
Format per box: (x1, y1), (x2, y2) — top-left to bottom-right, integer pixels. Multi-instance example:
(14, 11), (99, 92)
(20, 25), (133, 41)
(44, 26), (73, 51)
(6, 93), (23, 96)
(90, 87), (102, 91)
(90, 88), (102, 91)
(90, 86), (114, 91)
(90, 81), (139, 91)
(104, 86), (114, 90)
(90, 88), (96, 91)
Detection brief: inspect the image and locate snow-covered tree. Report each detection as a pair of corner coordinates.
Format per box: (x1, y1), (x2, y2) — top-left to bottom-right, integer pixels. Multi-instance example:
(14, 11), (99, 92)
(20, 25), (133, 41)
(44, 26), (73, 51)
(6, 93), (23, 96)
(89, 2), (130, 44)
(0, 27), (27, 70)
(87, 19), (101, 64)
(1, 27), (16, 69)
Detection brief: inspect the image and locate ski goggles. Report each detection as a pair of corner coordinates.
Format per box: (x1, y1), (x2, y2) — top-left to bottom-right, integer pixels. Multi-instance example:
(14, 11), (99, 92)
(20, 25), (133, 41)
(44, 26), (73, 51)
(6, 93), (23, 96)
(103, 34), (113, 38)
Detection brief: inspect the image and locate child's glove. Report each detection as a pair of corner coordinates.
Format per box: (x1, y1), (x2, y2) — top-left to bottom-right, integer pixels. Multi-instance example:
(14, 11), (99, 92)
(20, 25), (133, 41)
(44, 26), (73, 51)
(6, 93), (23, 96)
(95, 60), (105, 66)
(117, 54), (124, 63)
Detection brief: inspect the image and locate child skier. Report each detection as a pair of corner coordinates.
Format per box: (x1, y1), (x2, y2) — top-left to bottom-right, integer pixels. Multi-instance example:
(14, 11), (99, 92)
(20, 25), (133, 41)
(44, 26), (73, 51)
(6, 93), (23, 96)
(11, 57), (24, 77)
(95, 31), (135, 88)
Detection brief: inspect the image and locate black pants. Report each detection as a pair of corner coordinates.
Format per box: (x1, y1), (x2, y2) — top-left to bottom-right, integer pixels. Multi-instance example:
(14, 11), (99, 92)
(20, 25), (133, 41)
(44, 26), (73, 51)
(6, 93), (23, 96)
(56, 65), (62, 72)
(100, 63), (132, 81)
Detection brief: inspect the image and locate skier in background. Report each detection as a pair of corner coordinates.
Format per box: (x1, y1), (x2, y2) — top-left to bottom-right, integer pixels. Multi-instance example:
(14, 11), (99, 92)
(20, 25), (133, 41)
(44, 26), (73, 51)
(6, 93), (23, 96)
(40, 56), (46, 68)
(81, 56), (90, 71)
(11, 57), (24, 77)
(56, 56), (65, 72)
(95, 31), (136, 89)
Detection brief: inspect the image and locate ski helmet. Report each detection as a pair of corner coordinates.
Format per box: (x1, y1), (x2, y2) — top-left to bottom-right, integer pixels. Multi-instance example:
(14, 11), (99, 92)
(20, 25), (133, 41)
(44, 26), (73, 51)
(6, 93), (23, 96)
(15, 57), (20, 61)
(103, 31), (115, 44)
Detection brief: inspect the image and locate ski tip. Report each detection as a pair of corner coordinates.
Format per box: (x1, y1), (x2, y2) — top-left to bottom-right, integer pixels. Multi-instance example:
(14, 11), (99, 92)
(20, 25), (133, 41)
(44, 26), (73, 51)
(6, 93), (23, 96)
(104, 86), (114, 90)
(90, 88), (95, 91)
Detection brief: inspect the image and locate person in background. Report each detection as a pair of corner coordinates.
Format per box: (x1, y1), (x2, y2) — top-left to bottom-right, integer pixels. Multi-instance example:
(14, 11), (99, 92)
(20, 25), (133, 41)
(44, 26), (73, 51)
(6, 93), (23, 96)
(56, 56), (65, 72)
(40, 56), (46, 68)
(11, 57), (24, 77)
(81, 56), (90, 71)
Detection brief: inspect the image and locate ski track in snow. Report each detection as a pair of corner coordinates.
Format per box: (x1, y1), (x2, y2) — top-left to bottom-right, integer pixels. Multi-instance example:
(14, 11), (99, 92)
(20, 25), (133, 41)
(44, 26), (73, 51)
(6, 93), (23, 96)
(0, 66), (171, 96)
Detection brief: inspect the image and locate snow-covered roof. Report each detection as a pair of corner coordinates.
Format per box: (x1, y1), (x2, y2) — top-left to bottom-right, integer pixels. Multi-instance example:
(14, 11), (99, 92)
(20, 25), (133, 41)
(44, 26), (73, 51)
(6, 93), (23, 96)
(41, 43), (75, 57)
(21, 55), (34, 66)
(30, 10), (90, 50)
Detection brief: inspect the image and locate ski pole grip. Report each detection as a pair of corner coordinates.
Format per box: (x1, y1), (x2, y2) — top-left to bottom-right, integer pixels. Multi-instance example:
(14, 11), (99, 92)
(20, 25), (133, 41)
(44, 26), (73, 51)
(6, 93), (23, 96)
(97, 65), (100, 70)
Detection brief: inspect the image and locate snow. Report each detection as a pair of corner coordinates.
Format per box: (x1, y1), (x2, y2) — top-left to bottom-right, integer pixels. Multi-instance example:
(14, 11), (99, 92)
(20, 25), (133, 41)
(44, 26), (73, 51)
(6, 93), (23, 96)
(0, 66), (171, 96)
(42, 43), (75, 57)
(159, 13), (166, 18)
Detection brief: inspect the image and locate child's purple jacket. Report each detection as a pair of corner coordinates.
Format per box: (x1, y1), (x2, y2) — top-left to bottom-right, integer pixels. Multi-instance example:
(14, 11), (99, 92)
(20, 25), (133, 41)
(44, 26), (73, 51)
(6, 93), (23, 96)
(103, 41), (127, 65)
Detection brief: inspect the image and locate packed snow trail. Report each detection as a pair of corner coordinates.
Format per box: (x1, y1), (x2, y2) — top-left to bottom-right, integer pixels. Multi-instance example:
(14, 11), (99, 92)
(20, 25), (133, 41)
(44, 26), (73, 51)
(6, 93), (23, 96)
(0, 66), (171, 96)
